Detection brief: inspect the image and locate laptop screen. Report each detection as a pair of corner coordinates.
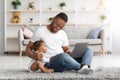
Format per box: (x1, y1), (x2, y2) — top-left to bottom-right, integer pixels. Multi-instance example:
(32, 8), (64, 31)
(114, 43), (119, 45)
(71, 43), (88, 58)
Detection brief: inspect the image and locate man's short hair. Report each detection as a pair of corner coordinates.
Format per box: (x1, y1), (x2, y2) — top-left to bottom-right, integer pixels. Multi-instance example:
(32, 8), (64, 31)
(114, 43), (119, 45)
(55, 12), (68, 22)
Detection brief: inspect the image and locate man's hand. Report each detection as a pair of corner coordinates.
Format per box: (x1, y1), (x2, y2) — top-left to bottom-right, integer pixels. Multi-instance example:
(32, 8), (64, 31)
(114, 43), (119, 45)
(62, 46), (72, 55)
(37, 53), (43, 61)
(33, 53), (43, 61)
(65, 48), (72, 55)
(26, 41), (42, 60)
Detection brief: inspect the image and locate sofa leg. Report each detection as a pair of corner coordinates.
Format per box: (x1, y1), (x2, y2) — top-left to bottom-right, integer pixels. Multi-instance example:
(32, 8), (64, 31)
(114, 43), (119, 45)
(20, 51), (22, 57)
(102, 50), (107, 55)
(99, 50), (105, 55)
(102, 50), (105, 55)
(99, 50), (102, 54)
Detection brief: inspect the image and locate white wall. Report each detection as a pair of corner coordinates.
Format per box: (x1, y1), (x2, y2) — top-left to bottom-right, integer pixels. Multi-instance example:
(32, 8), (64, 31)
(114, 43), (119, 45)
(110, 0), (120, 54)
(1, 0), (119, 54)
(0, 0), (4, 53)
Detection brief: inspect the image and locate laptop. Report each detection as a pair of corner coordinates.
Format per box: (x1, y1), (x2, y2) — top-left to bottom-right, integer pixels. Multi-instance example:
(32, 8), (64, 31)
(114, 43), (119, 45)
(71, 43), (88, 58)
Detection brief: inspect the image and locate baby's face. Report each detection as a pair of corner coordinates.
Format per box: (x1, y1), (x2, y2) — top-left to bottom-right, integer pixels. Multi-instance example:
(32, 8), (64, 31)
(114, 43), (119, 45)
(39, 43), (47, 53)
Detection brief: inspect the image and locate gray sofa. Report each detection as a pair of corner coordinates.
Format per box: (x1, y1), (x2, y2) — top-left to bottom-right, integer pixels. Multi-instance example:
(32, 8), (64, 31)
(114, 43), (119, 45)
(18, 26), (106, 56)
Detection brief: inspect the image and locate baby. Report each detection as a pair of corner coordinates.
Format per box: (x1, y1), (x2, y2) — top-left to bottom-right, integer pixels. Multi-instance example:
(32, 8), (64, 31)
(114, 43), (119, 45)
(29, 40), (54, 73)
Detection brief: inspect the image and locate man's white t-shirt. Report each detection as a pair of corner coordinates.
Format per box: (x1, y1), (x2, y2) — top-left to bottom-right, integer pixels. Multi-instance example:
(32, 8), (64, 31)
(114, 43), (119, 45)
(31, 26), (69, 62)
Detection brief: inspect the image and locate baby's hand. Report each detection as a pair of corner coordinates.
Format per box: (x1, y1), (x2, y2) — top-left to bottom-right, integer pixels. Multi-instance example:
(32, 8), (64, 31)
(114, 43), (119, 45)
(50, 56), (53, 61)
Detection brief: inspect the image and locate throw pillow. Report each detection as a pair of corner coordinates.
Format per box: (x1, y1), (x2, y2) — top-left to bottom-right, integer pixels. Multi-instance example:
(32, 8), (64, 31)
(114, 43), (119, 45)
(22, 26), (33, 39)
(87, 26), (102, 39)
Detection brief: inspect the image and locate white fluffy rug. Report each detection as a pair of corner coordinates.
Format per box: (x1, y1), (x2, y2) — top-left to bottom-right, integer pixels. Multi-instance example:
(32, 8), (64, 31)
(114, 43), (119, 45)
(0, 67), (120, 80)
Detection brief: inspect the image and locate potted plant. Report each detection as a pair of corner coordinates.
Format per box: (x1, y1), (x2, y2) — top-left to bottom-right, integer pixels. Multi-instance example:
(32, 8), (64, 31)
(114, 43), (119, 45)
(100, 15), (106, 23)
(59, 2), (66, 10)
(11, 0), (21, 9)
(48, 17), (53, 22)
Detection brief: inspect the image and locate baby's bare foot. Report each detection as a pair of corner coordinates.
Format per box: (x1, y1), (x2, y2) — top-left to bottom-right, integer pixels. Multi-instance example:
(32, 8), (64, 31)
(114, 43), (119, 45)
(47, 69), (54, 73)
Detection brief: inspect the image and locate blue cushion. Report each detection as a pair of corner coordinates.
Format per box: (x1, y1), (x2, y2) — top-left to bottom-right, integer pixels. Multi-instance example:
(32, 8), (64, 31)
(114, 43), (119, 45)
(87, 27), (102, 39)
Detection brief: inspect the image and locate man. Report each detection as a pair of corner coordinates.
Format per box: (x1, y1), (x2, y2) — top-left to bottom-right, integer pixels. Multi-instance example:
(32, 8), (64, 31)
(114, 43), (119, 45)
(26, 12), (93, 74)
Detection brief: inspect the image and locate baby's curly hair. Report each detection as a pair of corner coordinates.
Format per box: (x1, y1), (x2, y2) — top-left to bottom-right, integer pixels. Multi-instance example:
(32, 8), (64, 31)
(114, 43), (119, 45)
(33, 40), (44, 51)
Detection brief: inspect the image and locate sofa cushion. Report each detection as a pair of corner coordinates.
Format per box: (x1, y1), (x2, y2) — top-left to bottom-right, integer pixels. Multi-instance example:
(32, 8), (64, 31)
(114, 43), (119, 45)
(87, 27), (102, 39)
(23, 39), (101, 46)
(63, 26), (90, 39)
(69, 39), (101, 46)
(63, 26), (103, 39)
(22, 39), (30, 45)
(26, 25), (40, 32)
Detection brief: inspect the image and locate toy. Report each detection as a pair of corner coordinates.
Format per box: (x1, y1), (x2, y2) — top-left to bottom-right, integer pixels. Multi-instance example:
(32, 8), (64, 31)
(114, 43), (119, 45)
(28, 2), (36, 10)
(11, 11), (21, 23)
(29, 18), (33, 23)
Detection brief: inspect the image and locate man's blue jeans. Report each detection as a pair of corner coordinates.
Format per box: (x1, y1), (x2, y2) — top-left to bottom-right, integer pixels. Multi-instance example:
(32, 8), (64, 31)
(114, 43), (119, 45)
(45, 47), (93, 72)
